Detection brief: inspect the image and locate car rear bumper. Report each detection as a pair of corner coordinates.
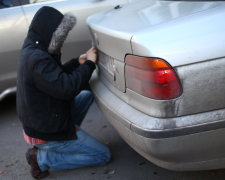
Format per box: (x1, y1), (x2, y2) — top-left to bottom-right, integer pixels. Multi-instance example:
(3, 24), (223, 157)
(90, 71), (225, 171)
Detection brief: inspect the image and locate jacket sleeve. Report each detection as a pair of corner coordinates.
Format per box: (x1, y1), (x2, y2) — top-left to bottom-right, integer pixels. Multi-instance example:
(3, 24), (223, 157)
(62, 58), (80, 73)
(32, 55), (96, 101)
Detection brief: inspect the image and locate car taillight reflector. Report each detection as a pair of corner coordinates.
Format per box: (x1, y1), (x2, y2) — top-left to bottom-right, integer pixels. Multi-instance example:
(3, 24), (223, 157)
(125, 55), (182, 100)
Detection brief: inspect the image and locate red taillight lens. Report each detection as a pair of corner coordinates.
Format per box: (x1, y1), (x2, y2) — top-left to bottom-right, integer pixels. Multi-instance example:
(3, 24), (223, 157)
(125, 55), (182, 100)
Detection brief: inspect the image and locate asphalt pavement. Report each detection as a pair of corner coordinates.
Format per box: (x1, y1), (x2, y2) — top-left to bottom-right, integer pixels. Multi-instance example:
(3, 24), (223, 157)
(1, 95), (225, 180)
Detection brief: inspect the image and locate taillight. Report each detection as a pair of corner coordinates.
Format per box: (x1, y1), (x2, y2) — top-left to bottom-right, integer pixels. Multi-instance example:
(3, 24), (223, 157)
(125, 55), (182, 100)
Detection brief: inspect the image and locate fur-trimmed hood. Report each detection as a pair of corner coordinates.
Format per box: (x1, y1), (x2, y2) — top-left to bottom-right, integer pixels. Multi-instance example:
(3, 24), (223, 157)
(27, 6), (76, 54)
(48, 13), (76, 54)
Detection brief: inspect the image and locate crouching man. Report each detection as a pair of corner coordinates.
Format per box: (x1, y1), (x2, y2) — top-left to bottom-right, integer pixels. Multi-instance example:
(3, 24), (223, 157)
(17, 6), (111, 179)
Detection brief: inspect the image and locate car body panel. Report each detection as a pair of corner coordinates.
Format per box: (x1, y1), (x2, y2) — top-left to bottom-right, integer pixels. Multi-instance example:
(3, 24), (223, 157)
(90, 71), (225, 170)
(88, 1), (225, 65)
(91, 71), (225, 137)
(123, 57), (225, 117)
(87, 0), (225, 170)
(0, 4), (28, 99)
(131, 4), (225, 67)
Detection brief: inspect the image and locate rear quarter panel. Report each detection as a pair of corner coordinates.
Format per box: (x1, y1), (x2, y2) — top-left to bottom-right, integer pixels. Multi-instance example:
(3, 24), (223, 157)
(130, 4), (225, 117)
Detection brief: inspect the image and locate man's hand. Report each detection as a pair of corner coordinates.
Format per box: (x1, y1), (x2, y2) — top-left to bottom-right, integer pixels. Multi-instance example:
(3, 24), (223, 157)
(78, 47), (98, 64)
(78, 53), (87, 64)
(86, 47), (97, 64)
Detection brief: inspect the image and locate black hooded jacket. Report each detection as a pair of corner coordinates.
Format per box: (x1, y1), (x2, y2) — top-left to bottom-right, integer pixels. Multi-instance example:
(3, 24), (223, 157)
(17, 6), (96, 141)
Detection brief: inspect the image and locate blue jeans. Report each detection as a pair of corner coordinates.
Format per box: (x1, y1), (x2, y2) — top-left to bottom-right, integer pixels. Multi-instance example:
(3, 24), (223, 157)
(35, 90), (111, 171)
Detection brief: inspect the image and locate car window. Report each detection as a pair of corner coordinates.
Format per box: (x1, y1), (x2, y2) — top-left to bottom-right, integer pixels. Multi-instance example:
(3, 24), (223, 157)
(0, 0), (20, 8)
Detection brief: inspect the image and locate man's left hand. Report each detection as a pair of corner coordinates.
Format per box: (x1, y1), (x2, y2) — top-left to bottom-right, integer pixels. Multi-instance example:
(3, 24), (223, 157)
(78, 53), (87, 64)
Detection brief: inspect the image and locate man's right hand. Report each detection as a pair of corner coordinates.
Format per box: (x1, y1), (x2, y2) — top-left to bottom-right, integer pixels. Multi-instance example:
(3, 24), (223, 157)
(86, 47), (98, 64)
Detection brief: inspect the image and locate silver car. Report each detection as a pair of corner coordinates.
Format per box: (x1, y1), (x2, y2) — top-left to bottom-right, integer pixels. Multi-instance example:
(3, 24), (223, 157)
(0, 0), (129, 100)
(87, 0), (225, 171)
